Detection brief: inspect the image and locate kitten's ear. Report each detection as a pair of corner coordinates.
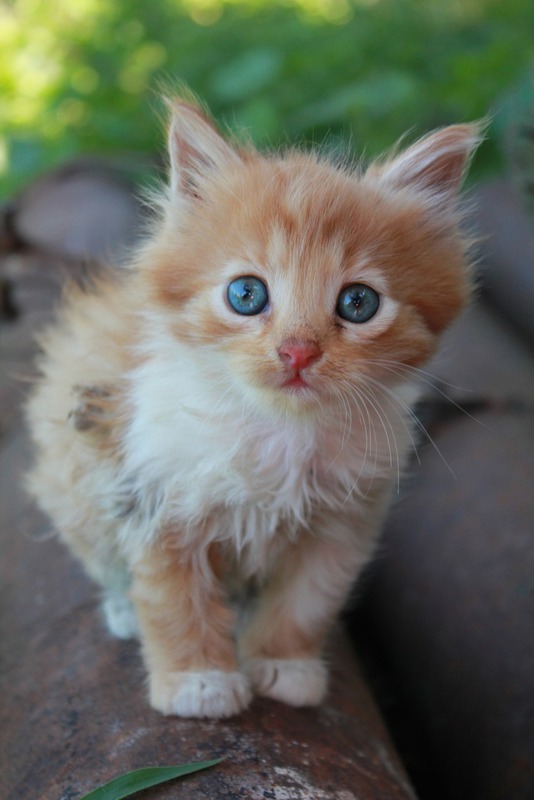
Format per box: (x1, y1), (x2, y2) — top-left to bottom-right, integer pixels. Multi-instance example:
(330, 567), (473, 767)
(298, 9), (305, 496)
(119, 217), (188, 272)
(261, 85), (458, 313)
(369, 123), (483, 203)
(166, 99), (241, 199)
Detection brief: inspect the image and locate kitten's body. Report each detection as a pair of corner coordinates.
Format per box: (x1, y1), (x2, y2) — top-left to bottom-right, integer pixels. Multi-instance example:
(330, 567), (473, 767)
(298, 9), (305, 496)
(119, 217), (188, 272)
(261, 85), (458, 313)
(26, 99), (479, 718)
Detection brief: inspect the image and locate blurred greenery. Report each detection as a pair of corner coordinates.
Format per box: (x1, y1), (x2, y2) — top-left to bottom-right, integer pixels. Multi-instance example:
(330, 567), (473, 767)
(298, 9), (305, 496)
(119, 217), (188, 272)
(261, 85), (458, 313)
(1, 0), (534, 199)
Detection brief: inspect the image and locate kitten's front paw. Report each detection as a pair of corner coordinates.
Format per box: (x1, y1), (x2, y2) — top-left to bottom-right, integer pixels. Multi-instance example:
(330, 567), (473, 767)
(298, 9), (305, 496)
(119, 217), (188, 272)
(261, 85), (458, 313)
(150, 670), (252, 719)
(245, 657), (328, 707)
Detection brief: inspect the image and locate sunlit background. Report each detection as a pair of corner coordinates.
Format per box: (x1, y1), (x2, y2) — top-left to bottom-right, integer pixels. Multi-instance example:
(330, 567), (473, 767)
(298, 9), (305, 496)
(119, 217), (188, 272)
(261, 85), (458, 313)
(1, 0), (533, 200)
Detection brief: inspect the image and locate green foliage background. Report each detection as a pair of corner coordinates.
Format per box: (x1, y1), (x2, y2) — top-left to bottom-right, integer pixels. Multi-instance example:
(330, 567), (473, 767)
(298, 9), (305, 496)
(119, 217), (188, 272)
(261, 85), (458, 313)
(1, 0), (533, 199)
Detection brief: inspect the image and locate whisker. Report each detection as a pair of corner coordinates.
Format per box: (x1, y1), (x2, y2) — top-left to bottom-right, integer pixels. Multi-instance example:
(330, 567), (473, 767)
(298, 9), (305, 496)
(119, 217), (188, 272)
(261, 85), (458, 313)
(361, 375), (421, 465)
(337, 379), (380, 499)
(365, 358), (487, 428)
(331, 382), (353, 453)
(356, 382), (402, 492)
(332, 381), (366, 472)
(350, 385), (375, 488)
(367, 358), (471, 393)
(365, 374), (457, 480)
(360, 383), (399, 469)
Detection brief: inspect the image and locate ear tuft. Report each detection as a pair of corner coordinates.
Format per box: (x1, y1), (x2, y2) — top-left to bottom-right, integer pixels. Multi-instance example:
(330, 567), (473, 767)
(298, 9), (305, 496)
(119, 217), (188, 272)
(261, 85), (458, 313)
(166, 97), (241, 199)
(370, 122), (484, 203)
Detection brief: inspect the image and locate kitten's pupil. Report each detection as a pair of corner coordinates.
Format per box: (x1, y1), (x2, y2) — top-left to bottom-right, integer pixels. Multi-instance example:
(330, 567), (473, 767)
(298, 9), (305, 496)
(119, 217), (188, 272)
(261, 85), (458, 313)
(227, 276), (269, 316)
(336, 284), (380, 324)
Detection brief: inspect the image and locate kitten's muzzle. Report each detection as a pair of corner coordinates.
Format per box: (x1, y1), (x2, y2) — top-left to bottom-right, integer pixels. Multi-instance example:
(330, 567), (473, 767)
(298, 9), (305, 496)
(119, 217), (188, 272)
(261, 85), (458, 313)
(277, 340), (323, 390)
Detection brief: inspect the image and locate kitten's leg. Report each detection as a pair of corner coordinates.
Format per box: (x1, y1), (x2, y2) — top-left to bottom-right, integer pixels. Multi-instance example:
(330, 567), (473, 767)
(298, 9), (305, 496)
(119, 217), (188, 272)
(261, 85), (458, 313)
(131, 540), (251, 719)
(66, 538), (138, 640)
(61, 383), (140, 638)
(100, 571), (138, 640)
(240, 513), (379, 707)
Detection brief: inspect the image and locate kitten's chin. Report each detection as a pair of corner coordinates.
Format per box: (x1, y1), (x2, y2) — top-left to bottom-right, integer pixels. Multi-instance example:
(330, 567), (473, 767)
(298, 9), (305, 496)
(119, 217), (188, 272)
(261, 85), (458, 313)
(280, 385), (317, 407)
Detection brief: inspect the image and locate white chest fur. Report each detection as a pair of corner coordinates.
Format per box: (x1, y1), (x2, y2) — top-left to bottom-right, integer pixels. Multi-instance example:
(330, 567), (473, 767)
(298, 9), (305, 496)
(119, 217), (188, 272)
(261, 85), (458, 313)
(117, 339), (418, 563)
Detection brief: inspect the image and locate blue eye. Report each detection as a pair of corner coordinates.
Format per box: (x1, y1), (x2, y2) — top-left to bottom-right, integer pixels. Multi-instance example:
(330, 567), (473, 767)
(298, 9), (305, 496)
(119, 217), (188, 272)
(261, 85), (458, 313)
(336, 283), (380, 324)
(227, 276), (269, 316)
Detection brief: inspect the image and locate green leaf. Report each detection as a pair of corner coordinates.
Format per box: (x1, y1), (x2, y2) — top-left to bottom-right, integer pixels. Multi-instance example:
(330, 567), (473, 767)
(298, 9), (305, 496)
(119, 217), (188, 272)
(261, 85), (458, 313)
(78, 759), (223, 800)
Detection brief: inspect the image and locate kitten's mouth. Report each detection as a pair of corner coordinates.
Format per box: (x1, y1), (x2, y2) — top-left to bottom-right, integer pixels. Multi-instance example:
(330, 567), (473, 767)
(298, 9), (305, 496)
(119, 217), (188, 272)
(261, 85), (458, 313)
(283, 376), (308, 389)
(281, 373), (313, 392)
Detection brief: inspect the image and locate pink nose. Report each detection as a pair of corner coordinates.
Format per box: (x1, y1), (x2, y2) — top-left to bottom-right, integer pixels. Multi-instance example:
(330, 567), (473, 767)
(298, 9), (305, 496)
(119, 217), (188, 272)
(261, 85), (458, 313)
(278, 340), (322, 371)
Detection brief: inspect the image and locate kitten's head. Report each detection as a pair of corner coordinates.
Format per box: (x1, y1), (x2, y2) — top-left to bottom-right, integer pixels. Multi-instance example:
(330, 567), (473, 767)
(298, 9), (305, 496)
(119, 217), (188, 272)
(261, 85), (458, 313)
(141, 98), (481, 415)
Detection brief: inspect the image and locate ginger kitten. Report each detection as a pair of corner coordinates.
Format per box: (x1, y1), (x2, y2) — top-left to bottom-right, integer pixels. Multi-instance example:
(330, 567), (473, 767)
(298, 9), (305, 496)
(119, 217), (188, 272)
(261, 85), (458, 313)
(26, 98), (480, 718)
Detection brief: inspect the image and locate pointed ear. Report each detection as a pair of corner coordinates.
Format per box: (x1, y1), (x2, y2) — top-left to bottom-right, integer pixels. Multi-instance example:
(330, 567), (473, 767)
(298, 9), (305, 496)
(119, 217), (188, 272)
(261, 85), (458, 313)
(369, 123), (483, 203)
(166, 99), (241, 199)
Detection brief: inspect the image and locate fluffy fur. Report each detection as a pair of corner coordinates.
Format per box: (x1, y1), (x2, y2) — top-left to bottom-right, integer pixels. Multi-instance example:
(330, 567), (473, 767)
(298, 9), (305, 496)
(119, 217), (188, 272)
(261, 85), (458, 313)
(26, 97), (480, 718)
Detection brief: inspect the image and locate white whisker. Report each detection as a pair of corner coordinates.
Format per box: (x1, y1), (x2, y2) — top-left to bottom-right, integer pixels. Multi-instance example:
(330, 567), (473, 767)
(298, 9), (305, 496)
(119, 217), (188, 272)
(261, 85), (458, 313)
(336, 379), (380, 500)
(356, 382), (402, 492)
(364, 373), (456, 480)
(330, 382), (353, 453)
(366, 358), (486, 428)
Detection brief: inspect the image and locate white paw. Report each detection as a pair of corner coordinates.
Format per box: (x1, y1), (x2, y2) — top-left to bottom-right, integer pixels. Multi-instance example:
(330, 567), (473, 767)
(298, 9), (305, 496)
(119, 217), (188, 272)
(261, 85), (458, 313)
(102, 593), (138, 640)
(245, 657), (328, 707)
(150, 670), (252, 719)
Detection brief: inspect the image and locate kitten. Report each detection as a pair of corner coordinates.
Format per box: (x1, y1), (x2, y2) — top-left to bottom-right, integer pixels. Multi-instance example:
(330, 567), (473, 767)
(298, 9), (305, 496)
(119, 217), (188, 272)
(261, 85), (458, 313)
(26, 97), (480, 719)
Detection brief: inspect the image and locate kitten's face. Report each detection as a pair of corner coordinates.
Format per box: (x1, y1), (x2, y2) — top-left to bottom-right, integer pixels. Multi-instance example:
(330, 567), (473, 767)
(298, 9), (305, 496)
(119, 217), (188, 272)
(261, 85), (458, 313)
(143, 104), (477, 414)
